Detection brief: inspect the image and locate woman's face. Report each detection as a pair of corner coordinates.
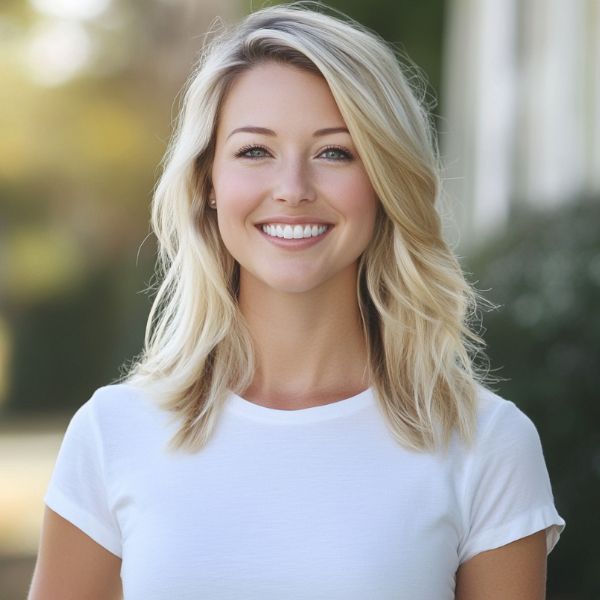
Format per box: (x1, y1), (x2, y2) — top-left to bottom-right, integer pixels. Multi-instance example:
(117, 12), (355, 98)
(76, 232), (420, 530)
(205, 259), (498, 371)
(211, 61), (378, 296)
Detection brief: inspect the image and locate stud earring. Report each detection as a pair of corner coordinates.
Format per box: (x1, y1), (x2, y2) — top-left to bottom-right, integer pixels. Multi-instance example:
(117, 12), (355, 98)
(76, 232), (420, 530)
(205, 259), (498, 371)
(208, 196), (217, 209)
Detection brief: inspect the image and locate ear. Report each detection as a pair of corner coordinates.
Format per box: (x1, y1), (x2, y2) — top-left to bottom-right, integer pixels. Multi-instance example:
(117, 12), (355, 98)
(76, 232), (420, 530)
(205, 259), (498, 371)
(208, 188), (217, 209)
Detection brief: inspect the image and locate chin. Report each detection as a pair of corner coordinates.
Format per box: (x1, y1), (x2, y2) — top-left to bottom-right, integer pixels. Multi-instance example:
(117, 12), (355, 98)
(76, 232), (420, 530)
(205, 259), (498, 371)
(263, 278), (325, 295)
(240, 264), (347, 296)
(246, 269), (330, 295)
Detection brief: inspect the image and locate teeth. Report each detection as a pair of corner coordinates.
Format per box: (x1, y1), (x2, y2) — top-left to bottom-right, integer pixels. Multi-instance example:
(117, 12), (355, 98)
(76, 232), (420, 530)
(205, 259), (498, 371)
(261, 223), (328, 239)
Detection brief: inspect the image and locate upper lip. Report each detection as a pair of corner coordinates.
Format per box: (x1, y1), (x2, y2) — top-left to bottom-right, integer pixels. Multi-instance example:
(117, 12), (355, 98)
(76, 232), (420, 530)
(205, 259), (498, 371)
(255, 216), (333, 225)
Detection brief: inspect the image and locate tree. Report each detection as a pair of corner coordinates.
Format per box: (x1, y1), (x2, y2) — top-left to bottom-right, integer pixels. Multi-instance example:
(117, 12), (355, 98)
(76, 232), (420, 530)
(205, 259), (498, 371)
(468, 197), (600, 599)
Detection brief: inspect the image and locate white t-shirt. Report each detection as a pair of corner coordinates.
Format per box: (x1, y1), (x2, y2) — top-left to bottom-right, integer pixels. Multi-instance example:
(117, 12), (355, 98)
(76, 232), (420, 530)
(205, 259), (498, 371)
(44, 383), (565, 599)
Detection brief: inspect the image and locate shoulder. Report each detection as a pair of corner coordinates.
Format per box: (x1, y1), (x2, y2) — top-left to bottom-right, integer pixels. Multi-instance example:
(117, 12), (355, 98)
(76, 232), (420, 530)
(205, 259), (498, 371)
(60, 383), (173, 469)
(459, 385), (555, 510)
(81, 382), (154, 418)
(446, 384), (545, 487)
(455, 386), (565, 564)
(69, 382), (162, 441)
(471, 385), (542, 457)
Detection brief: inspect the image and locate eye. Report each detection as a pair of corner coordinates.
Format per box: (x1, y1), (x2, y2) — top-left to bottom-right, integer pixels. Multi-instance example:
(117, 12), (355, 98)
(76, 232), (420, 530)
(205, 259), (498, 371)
(318, 146), (354, 161)
(234, 144), (270, 159)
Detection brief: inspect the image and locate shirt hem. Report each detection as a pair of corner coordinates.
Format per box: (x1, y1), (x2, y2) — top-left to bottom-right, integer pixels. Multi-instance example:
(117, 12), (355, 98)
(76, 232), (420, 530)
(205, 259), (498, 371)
(458, 503), (566, 564)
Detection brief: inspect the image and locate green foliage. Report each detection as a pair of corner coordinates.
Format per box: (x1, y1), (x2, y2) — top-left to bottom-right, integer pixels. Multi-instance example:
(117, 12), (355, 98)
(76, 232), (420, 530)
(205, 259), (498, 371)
(468, 198), (600, 598)
(5, 256), (154, 416)
(0, 0), (182, 413)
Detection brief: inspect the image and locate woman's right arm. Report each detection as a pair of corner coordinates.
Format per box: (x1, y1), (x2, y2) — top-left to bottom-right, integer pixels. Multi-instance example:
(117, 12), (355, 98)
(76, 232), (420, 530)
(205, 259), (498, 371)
(28, 506), (122, 600)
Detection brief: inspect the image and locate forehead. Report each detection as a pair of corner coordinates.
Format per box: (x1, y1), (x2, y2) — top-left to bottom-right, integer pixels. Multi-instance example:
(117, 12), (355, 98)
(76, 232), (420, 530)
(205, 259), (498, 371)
(216, 62), (347, 136)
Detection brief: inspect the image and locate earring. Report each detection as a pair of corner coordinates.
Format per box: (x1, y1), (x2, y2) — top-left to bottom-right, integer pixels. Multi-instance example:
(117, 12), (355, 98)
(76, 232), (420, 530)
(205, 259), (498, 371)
(208, 196), (216, 209)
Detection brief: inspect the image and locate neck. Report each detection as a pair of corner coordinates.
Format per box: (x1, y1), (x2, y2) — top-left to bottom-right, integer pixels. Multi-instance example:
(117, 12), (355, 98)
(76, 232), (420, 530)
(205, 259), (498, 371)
(238, 267), (370, 409)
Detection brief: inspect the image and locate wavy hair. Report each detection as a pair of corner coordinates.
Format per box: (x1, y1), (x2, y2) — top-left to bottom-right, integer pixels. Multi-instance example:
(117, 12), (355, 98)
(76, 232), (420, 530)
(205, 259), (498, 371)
(123, 2), (487, 453)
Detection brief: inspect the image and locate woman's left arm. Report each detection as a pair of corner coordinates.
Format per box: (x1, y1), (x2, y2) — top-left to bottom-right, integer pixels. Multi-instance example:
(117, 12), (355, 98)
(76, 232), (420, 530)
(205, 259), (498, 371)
(455, 529), (547, 600)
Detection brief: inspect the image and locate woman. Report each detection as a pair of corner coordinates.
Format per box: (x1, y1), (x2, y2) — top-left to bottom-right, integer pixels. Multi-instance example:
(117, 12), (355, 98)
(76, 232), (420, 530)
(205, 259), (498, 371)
(29, 4), (565, 599)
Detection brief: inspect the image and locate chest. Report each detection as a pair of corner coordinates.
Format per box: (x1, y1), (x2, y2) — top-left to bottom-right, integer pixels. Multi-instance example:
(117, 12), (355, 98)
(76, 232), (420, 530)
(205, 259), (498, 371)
(110, 426), (463, 599)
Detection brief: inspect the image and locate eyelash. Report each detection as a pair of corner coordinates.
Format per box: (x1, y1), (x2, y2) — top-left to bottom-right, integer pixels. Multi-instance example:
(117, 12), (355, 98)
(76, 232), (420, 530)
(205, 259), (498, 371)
(234, 144), (354, 161)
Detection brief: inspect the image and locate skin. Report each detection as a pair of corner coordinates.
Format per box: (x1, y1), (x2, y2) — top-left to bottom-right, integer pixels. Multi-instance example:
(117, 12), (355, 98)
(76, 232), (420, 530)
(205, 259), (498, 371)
(211, 62), (378, 408)
(454, 530), (548, 599)
(28, 61), (550, 598)
(28, 507), (122, 599)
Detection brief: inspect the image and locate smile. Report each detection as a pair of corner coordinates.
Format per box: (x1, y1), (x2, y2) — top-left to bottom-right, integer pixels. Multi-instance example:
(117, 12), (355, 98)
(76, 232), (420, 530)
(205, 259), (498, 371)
(261, 224), (329, 239)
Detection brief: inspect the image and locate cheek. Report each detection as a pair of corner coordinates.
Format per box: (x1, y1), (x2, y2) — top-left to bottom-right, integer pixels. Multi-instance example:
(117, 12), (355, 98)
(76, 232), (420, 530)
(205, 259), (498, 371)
(330, 174), (379, 227)
(214, 172), (264, 226)
(347, 180), (379, 251)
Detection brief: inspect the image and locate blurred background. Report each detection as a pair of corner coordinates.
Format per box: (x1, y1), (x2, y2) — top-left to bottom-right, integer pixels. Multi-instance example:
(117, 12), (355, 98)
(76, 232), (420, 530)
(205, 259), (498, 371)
(0, 0), (598, 597)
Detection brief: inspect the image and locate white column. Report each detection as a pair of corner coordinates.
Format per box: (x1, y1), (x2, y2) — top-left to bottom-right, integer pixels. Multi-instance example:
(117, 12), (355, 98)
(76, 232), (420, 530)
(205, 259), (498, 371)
(515, 0), (587, 206)
(441, 0), (518, 248)
(586, 0), (600, 194)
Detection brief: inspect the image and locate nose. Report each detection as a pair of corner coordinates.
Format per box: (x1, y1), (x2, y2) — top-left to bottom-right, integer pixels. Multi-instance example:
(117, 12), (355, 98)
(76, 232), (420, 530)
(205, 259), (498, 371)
(272, 157), (316, 205)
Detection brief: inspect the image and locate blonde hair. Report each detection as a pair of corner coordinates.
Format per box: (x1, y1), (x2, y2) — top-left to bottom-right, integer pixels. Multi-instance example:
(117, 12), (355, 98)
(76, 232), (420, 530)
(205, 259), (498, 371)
(123, 3), (486, 453)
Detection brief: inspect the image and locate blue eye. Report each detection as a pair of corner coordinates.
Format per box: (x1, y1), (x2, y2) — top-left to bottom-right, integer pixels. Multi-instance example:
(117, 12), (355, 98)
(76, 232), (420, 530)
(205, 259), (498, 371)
(235, 145), (269, 159)
(319, 146), (353, 160)
(234, 144), (353, 160)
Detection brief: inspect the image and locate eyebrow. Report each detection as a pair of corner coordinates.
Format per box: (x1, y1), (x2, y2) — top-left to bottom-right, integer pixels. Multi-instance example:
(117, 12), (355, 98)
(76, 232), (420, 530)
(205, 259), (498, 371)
(226, 126), (349, 139)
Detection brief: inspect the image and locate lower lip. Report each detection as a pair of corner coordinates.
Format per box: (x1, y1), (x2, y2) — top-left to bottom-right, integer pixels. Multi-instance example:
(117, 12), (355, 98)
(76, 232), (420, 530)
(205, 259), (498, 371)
(256, 226), (333, 249)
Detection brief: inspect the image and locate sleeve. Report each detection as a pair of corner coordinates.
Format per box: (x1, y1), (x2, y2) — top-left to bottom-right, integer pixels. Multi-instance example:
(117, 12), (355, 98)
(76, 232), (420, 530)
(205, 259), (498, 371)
(457, 400), (565, 565)
(44, 391), (122, 557)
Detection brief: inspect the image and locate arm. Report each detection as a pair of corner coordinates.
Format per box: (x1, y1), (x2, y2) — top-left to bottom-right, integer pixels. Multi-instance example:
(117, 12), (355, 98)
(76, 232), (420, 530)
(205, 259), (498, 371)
(455, 529), (547, 600)
(28, 506), (122, 600)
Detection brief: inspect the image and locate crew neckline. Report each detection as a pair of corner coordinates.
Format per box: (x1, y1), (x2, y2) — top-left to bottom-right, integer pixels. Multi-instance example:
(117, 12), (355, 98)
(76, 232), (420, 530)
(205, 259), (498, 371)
(225, 387), (375, 424)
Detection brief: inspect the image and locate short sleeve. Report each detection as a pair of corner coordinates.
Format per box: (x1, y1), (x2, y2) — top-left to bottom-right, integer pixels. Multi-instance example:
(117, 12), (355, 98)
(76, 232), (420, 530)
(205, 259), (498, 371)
(44, 392), (122, 557)
(457, 400), (565, 564)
